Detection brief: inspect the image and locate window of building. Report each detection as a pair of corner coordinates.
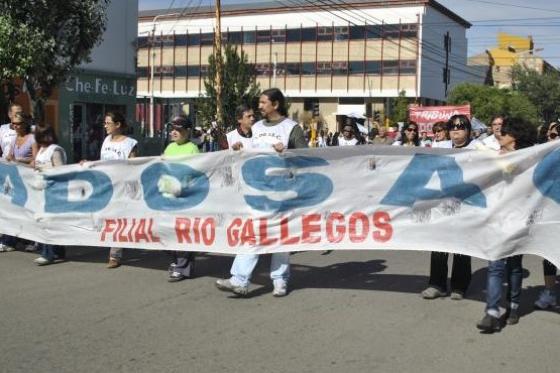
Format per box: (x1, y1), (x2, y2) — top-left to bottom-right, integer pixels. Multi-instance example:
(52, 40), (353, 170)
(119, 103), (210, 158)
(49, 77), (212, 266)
(188, 34), (201, 46)
(200, 33), (214, 46)
(365, 61), (381, 74)
(301, 62), (316, 75)
(317, 26), (333, 41)
(286, 28), (301, 42)
(401, 23), (418, 38)
(383, 24), (400, 38)
(301, 27), (317, 42)
(332, 61), (348, 75)
(138, 36), (150, 48)
(228, 31), (243, 44)
(366, 25), (383, 39)
(383, 60), (399, 74)
(256, 29), (271, 43)
(400, 60), (417, 74)
(255, 63), (272, 76)
(286, 62), (300, 75)
(271, 29), (286, 43)
(175, 34), (188, 46)
(334, 26), (349, 41)
(137, 67), (149, 77)
(349, 26), (365, 40)
(187, 66), (200, 76)
(200, 65), (209, 76)
(317, 61), (331, 74)
(175, 66), (187, 77)
(155, 65), (174, 76)
(349, 61), (364, 74)
(243, 31), (256, 44)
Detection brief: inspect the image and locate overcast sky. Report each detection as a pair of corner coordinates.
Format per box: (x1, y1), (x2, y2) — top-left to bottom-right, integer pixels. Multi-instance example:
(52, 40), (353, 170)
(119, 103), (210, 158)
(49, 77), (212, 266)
(139, 0), (560, 68)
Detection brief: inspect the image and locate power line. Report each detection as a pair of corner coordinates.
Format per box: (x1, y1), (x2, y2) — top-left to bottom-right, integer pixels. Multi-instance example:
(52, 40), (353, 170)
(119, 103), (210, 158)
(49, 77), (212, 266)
(462, 0), (560, 14)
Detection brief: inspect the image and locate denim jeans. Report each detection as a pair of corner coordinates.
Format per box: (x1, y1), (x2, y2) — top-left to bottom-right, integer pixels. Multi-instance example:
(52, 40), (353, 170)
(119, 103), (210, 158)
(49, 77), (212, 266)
(486, 255), (523, 312)
(39, 243), (66, 261)
(230, 253), (290, 287)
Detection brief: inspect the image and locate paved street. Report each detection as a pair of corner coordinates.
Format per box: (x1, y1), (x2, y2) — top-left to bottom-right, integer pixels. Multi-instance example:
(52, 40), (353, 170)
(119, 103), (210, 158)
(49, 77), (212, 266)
(1, 247), (559, 373)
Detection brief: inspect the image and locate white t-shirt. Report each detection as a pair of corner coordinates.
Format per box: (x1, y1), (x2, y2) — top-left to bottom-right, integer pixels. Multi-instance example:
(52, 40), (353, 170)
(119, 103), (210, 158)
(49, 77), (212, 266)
(338, 137), (359, 146)
(251, 118), (297, 150)
(226, 128), (253, 150)
(100, 135), (137, 161)
(431, 140), (453, 149)
(0, 123), (16, 159)
(35, 144), (67, 170)
(482, 134), (500, 151)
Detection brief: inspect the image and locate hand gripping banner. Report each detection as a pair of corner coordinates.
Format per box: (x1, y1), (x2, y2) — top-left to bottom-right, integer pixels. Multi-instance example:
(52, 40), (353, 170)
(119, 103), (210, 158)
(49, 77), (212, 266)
(1, 143), (559, 267)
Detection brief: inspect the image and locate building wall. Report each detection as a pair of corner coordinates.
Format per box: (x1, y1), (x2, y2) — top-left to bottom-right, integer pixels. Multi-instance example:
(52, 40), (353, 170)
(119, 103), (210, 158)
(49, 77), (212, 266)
(419, 6), (481, 101)
(83, 0), (138, 76)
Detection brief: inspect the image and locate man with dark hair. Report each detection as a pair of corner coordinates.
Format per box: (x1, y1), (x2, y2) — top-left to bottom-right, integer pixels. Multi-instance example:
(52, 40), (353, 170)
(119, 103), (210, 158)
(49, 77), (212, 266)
(216, 88), (306, 297)
(226, 104), (255, 150)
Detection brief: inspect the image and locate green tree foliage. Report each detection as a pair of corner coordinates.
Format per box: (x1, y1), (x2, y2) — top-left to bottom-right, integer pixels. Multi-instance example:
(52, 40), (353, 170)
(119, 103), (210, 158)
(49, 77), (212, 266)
(0, 0), (109, 117)
(448, 83), (539, 125)
(390, 90), (409, 124)
(511, 65), (560, 123)
(198, 44), (260, 130)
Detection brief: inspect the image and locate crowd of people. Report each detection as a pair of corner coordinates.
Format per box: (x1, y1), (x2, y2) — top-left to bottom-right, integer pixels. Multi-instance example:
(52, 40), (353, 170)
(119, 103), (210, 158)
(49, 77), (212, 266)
(0, 88), (558, 334)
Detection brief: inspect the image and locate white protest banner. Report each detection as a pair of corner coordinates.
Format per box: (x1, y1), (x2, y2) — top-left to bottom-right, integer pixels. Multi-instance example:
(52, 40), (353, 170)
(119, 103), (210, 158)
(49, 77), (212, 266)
(1, 143), (559, 267)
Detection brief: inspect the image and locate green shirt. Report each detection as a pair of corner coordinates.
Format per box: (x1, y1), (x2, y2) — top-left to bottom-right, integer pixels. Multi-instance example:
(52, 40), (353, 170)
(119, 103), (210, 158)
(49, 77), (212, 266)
(163, 142), (200, 157)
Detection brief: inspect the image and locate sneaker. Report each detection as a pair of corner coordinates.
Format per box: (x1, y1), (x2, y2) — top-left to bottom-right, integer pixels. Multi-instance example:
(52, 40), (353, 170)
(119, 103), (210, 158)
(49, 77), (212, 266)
(106, 258), (121, 269)
(0, 244), (15, 252)
(450, 291), (464, 301)
(505, 308), (520, 325)
(168, 271), (186, 283)
(421, 287), (446, 299)
(272, 281), (288, 297)
(534, 289), (557, 310)
(476, 313), (501, 333)
(34, 256), (53, 266)
(215, 278), (248, 296)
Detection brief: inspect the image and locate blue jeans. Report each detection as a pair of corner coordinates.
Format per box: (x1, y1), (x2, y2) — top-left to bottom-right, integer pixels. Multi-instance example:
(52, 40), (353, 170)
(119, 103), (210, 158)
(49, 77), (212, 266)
(486, 255), (523, 312)
(39, 243), (66, 261)
(230, 253), (290, 287)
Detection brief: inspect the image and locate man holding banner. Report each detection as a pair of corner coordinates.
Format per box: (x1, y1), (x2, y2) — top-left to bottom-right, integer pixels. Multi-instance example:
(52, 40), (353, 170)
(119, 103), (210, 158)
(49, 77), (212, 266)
(215, 88), (307, 297)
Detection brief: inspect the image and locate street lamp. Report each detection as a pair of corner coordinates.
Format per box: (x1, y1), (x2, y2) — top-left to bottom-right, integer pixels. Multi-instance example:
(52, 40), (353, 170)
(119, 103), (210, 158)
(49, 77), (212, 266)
(149, 13), (180, 137)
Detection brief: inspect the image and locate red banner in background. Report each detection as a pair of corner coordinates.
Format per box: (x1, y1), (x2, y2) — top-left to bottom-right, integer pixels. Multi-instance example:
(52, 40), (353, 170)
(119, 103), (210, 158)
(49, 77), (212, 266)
(408, 105), (471, 134)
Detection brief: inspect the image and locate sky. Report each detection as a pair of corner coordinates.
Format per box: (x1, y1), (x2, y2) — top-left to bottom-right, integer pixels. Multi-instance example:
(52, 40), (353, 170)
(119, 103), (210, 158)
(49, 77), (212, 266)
(139, 0), (560, 68)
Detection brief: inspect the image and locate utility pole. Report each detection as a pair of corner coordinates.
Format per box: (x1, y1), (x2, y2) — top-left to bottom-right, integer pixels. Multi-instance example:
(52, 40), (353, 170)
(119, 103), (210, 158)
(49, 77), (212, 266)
(272, 52), (278, 87)
(214, 0), (224, 127)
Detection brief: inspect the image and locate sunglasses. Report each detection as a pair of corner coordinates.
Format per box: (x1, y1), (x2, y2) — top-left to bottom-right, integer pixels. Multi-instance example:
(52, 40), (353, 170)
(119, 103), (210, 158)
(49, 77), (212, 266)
(405, 127), (418, 132)
(449, 124), (467, 131)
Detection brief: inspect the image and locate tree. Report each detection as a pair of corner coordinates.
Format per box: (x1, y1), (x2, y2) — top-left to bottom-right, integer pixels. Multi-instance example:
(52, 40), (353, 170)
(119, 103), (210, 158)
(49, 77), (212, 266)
(511, 65), (560, 123)
(0, 0), (109, 119)
(198, 44), (260, 130)
(448, 83), (539, 125)
(390, 90), (409, 124)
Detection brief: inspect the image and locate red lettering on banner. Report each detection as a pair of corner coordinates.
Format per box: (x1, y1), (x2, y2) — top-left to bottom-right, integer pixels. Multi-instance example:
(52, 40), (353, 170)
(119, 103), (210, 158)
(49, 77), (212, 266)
(349, 212), (369, 243)
(240, 219), (257, 245)
(227, 218), (243, 246)
(259, 218), (278, 246)
(373, 211), (393, 242)
(280, 217), (300, 245)
(134, 219), (150, 242)
(193, 218), (201, 243)
(201, 218), (216, 245)
(101, 219), (117, 241)
(175, 218), (192, 243)
(117, 218), (128, 242)
(302, 214), (321, 243)
(326, 212), (345, 243)
(148, 219), (160, 242)
(127, 218), (135, 242)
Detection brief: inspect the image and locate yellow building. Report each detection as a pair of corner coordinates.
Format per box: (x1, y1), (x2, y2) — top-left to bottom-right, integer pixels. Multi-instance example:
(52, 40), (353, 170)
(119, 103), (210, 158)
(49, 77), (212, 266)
(468, 33), (557, 88)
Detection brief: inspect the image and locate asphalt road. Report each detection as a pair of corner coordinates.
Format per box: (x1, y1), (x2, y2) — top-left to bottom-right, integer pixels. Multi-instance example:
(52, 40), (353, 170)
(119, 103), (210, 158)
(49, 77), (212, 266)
(1, 247), (558, 373)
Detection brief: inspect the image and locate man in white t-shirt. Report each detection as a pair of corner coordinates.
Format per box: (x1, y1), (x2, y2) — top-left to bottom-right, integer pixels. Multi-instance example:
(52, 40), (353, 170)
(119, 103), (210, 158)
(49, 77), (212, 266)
(226, 104), (255, 150)
(0, 103), (23, 160)
(216, 88), (307, 297)
(482, 115), (503, 152)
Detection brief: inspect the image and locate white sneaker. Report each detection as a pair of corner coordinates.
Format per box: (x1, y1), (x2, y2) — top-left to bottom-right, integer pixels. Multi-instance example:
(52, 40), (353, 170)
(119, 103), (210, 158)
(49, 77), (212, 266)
(272, 280), (288, 297)
(34, 256), (53, 266)
(535, 289), (557, 310)
(0, 244), (15, 252)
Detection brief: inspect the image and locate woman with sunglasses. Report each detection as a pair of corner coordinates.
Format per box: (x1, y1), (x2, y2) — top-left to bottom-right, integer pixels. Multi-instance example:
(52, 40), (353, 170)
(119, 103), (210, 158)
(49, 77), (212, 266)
(99, 111), (137, 269)
(533, 122), (560, 310)
(161, 115), (200, 282)
(430, 121), (452, 149)
(476, 117), (535, 333)
(392, 122), (420, 147)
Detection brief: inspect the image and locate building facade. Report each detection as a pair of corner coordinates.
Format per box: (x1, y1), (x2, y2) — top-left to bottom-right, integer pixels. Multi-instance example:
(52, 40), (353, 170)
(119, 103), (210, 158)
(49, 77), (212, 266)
(138, 0), (477, 132)
(469, 33), (558, 89)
